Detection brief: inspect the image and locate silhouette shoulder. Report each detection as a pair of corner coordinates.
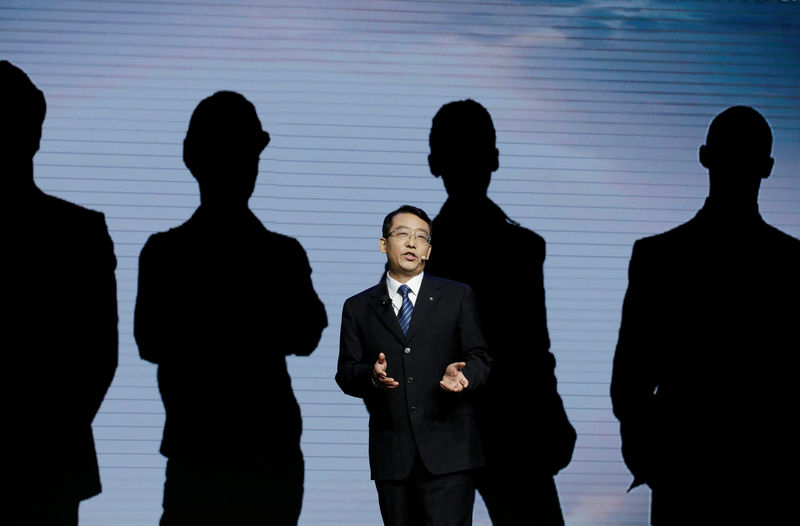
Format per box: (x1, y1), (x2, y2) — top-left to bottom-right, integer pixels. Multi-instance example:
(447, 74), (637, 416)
(266, 229), (309, 255)
(33, 194), (112, 261)
(141, 227), (176, 253)
(427, 273), (462, 287)
(496, 219), (545, 264)
(260, 229), (313, 275)
(510, 221), (545, 247)
(644, 217), (693, 243)
(630, 218), (698, 257)
(425, 274), (476, 296)
(40, 192), (107, 226)
(763, 222), (800, 250)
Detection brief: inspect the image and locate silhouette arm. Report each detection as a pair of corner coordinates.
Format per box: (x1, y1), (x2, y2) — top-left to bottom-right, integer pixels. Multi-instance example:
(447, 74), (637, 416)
(485, 231), (558, 394)
(134, 236), (170, 364)
(611, 240), (659, 488)
(283, 240), (327, 356)
(515, 237), (562, 396)
(532, 239), (576, 474)
(77, 214), (119, 422)
(451, 285), (491, 391)
(533, 242), (557, 388)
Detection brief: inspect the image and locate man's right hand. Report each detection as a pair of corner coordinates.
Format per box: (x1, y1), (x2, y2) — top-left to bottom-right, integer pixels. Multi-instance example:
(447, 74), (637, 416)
(373, 352), (399, 389)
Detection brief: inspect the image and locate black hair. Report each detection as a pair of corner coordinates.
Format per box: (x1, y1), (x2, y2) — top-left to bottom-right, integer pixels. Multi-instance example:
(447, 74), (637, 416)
(382, 204), (432, 241)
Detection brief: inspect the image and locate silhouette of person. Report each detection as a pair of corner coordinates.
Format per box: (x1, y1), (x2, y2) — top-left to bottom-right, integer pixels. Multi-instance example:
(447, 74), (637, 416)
(424, 99), (575, 526)
(134, 91), (328, 526)
(0, 60), (118, 525)
(611, 106), (800, 525)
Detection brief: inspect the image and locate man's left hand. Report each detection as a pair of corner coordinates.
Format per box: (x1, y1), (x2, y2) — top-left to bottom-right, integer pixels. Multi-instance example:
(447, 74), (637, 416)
(440, 362), (469, 392)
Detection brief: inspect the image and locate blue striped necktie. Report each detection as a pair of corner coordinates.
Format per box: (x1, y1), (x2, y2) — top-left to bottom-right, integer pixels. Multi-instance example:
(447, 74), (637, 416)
(396, 284), (413, 335)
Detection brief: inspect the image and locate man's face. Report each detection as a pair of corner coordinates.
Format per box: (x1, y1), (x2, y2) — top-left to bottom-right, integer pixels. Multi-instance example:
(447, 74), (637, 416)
(379, 212), (432, 282)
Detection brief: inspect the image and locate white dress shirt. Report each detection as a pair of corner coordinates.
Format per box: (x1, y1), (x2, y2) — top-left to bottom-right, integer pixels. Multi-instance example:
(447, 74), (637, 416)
(385, 271), (424, 315)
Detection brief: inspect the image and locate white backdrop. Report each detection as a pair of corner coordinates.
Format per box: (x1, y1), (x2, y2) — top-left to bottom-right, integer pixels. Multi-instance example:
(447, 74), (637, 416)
(2, 1), (799, 524)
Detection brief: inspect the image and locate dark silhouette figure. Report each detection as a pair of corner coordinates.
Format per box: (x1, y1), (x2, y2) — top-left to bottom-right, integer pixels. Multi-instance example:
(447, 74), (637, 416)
(423, 100), (575, 526)
(0, 60), (118, 525)
(336, 205), (492, 526)
(134, 91), (327, 526)
(611, 106), (800, 525)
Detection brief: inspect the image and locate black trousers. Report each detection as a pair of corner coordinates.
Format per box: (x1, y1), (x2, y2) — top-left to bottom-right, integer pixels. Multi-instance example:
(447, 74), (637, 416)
(477, 472), (564, 526)
(375, 455), (477, 526)
(160, 452), (304, 526)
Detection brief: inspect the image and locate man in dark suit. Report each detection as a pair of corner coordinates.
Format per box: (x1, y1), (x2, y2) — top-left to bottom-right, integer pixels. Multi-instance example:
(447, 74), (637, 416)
(336, 204), (491, 526)
(424, 99), (575, 526)
(611, 106), (799, 525)
(134, 91), (327, 526)
(1, 60), (118, 525)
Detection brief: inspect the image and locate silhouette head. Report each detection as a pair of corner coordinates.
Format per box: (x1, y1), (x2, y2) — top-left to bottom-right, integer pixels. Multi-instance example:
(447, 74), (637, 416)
(428, 99), (499, 200)
(0, 60), (46, 162)
(183, 91), (270, 208)
(699, 106), (774, 207)
(380, 205), (432, 282)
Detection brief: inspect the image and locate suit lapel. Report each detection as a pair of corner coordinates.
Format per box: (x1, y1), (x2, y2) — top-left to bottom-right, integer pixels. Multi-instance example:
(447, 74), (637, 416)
(368, 283), (407, 344)
(405, 275), (442, 341)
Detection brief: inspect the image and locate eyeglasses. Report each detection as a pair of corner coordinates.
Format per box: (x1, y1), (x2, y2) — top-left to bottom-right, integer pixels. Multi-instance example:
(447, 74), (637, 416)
(387, 228), (430, 245)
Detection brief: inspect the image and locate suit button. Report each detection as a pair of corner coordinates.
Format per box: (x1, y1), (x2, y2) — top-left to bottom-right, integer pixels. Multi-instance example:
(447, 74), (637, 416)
(407, 377), (414, 384)
(404, 347), (411, 354)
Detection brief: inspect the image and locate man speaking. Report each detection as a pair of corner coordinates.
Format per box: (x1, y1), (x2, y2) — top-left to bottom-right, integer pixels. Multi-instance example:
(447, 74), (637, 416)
(336, 205), (491, 526)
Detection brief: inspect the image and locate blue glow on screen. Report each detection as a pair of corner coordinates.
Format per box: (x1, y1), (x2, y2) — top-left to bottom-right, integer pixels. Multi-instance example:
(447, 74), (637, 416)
(2, 1), (798, 524)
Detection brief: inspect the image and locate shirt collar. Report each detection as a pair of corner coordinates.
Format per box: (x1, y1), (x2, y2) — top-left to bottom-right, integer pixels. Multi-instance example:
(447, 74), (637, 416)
(385, 271), (424, 298)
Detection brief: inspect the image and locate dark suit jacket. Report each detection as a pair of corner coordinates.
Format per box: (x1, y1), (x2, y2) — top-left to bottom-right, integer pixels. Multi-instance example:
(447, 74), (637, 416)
(3, 189), (118, 501)
(336, 274), (491, 481)
(134, 207), (327, 463)
(611, 199), (800, 524)
(426, 198), (575, 477)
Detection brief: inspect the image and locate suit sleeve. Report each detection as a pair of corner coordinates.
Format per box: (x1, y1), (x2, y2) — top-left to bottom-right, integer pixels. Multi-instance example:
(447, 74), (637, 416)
(610, 239), (659, 488)
(457, 284), (491, 390)
(335, 298), (375, 399)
